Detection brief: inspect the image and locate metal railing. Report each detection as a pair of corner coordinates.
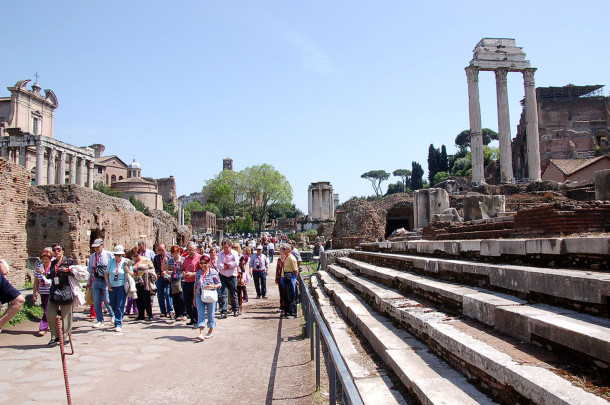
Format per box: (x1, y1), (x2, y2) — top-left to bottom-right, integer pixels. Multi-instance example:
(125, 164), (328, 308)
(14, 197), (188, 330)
(299, 273), (363, 405)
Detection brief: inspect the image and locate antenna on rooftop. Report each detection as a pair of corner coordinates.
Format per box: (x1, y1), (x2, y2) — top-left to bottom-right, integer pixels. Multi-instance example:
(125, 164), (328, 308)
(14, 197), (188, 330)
(34, 72), (39, 83)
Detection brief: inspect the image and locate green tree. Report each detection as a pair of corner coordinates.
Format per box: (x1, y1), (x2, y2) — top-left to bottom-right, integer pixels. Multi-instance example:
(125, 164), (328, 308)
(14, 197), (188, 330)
(411, 162), (424, 191)
(267, 203), (304, 220)
(202, 202), (221, 217)
(427, 144), (442, 184)
(93, 181), (122, 198)
(455, 128), (499, 151)
(163, 200), (177, 218)
(392, 169), (411, 192)
(433, 171), (449, 185)
(203, 169), (246, 230)
(361, 170), (390, 199)
(185, 201), (204, 213)
(235, 213), (254, 233)
(129, 194), (150, 216)
(386, 181), (405, 195)
(440, 145), (449, 173)
(242, 164), (292, 234)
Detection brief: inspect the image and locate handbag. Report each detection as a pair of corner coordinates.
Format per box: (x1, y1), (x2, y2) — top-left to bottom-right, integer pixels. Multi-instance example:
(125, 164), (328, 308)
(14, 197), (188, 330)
(201, 287), (217, 303)
(50, 283), (74, 306)
(84, 286), (94, 306)
(171, 279), (182, 294)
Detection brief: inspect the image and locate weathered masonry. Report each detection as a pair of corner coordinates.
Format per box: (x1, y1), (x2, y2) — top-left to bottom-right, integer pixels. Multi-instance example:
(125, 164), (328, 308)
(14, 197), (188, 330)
(466, 38), (541, 184)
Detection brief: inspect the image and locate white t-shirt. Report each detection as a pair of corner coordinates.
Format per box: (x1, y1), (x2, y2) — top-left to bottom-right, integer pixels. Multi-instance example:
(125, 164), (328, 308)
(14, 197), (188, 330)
(267, 242), (275, 250)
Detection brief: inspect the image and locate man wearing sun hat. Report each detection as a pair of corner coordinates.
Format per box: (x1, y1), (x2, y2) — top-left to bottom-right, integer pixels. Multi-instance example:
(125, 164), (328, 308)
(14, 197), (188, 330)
(87, 238), (115, 328)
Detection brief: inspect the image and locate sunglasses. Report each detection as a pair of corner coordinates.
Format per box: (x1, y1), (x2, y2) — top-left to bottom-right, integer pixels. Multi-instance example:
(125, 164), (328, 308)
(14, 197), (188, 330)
(53, 248), (63, 252)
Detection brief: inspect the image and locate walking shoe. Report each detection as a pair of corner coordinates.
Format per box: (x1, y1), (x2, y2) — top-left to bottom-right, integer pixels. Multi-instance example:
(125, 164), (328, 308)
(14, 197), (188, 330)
(262, 296), (268, 299)
(48, 337), (59, 346)
(256, 295), (261, 299)
(115, 326), (122, 332)
(186, 320), (195, 325)
(37, 330), (47, 336)
(196, 334), (205, 341)
(234, 312), (239, 317)
(92, 322), (103, 328)
(204, 332), (213, 339)
(218, 314), (227, 319)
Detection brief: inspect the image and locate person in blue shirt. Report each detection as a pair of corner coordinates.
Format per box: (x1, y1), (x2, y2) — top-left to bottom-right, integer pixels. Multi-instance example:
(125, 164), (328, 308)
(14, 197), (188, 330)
(104, 245), (132, 332)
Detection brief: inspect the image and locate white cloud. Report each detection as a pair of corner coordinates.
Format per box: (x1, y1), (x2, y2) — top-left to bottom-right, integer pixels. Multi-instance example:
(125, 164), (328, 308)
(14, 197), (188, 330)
(284, 29), (335, 73)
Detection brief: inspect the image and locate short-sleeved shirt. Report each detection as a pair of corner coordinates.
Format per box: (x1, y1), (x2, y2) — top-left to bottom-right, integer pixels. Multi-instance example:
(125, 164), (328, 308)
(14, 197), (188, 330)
(36, 263), (52, 294)
(88, 250), (114, 280)
(0, 273), (20, 304)
(105, 257), (127, 287)
(290, 248), (302, 263)
(182, 254), (201, 282)
(282, 255), (298, 277)
(195, 268), (220, 295)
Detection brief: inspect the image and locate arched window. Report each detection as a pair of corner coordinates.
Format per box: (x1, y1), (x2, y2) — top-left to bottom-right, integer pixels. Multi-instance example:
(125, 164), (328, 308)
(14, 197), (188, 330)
(111, 175), (116, 183)
(119, 176), (124, 180)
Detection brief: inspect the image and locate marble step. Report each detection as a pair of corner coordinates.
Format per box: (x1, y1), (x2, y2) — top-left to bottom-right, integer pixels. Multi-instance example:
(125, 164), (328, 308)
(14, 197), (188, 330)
(351, 250), (610, 315)
(326, 264), (609, 405)
(337, 256), (610, 366)
(309, 275), (409, 405)
(314, 271), (496, 405)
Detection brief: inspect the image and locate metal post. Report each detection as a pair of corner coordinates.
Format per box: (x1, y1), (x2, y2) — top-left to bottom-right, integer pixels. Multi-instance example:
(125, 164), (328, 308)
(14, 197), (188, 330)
(310, 305), (314, 361)
(329, 356), (337, 405)
(315, 320), (321, 390)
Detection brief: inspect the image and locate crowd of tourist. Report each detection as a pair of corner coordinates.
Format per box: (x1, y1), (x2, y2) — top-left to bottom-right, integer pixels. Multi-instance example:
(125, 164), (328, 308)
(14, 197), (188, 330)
(0, 232), (310, 346)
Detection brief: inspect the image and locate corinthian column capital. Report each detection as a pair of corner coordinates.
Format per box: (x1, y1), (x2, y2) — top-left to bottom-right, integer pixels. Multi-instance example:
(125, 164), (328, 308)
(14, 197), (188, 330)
(494, 68), (508, 84)
(523, 68), (537, 86)
(465, 66), (479, 82)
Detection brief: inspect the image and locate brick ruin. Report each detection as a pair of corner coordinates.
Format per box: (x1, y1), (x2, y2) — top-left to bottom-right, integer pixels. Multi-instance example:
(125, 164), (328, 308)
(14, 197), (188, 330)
(0, 158), (29, 286)
(0, 157), (189, 287)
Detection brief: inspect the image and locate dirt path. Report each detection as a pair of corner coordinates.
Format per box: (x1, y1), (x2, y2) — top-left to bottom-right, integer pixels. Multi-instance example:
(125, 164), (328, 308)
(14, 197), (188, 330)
(0, 261), (326, 404)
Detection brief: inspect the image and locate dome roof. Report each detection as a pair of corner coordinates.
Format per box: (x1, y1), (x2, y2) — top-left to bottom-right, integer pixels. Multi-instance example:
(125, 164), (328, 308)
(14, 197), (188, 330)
(128, 159), (141, 169)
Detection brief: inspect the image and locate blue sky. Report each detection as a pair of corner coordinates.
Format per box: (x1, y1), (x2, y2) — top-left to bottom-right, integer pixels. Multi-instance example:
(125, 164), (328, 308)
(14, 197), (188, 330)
(1, 1), (608, 212)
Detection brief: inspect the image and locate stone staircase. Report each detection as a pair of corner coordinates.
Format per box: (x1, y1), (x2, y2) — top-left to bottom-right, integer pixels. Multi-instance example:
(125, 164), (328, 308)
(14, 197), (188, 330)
(310, 238), (610, 404)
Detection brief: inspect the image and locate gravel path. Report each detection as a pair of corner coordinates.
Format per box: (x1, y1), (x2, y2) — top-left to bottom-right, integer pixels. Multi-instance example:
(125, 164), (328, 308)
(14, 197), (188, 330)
(0, 261), (325, 404)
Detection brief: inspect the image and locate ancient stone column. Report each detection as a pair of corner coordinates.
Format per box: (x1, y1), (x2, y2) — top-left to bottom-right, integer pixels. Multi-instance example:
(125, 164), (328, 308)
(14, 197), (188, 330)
(57, 150), (66, 184)
(495, 68), (514, 183)
(87, 160), (94, 188)
(35, 143), (46, 185)
(318, 186), (323, 219)
(466, 66), (485, 184)
(18, 146), (27, 166)
(69, 154), (77, 184)
(47, 149), (56, 184)
(523, 68), (541, 181)
(77, 158), (86, 186)
(329, 191), (334, 219)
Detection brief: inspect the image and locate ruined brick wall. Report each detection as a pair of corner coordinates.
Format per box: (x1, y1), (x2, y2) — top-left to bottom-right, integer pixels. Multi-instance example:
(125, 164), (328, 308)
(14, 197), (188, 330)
(153, 176), (177, 206)
(332, 199), (384, 248)
(0, 158), (29, 286)
(148, 209), (189, 247)
(513, 202), (610, 236)
(27, 185), (155, 264)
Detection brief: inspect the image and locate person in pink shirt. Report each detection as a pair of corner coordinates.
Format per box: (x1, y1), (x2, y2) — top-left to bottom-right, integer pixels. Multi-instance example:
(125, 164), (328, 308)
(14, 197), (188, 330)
(216, 239), (239, 318)
(182, 242), (201, 326)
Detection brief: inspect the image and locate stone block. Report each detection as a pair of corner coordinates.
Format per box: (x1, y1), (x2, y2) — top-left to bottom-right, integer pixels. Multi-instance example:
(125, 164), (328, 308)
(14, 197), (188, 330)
(406, 241), (418, 252)
(525, 238), (563, 255)
(563, 236), (610, 255)
(458, 240), (482, 254)
(413, 188), (450, 228)
(416, 241), (435, 255)
(480, 240), (500, 257)
(595, 169), (610, 201)
(462, 195), (506, 221)
(496, 239), (526, 256)
(462, 292), (525, 327)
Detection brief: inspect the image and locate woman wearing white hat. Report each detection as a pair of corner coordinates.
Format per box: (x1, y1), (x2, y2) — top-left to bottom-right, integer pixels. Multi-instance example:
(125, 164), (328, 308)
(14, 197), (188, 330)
(104, 245), (132, 332)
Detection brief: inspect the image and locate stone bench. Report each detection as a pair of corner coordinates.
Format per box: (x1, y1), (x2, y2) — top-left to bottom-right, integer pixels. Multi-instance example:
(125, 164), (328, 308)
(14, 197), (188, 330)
(325, 264), (608, 405)
(337, 256), (610, 365)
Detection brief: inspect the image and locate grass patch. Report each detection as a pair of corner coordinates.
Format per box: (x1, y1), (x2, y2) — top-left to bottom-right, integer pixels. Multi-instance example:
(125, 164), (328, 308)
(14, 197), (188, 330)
(5, 299), (44, 327)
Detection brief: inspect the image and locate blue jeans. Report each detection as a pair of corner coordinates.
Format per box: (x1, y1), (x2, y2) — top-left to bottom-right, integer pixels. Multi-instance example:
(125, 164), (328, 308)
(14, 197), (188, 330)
(269, 249), (274, 262)
(252, 270), (267, 298)
(109, 286), (127, 327)
(92, 278), (114, 322)
(219, 274), (238, 315)
(195, 292), (216, 328)
(156, 278), (173, 315)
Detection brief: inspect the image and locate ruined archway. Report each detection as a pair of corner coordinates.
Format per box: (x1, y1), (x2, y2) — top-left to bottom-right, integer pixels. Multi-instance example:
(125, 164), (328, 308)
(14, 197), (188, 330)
(385, 200), (414, 238)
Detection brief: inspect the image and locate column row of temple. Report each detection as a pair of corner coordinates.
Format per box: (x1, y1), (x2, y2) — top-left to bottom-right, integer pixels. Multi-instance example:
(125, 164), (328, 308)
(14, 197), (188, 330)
(0, 144), (94, 187)
(465, 66), (541, 184)
(35, 144), (94, 187)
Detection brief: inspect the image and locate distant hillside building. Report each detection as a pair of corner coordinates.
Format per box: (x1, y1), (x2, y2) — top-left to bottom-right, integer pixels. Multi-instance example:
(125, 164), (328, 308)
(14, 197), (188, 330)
(513, 84), (609, 180)
(542, 156), (610, 182)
